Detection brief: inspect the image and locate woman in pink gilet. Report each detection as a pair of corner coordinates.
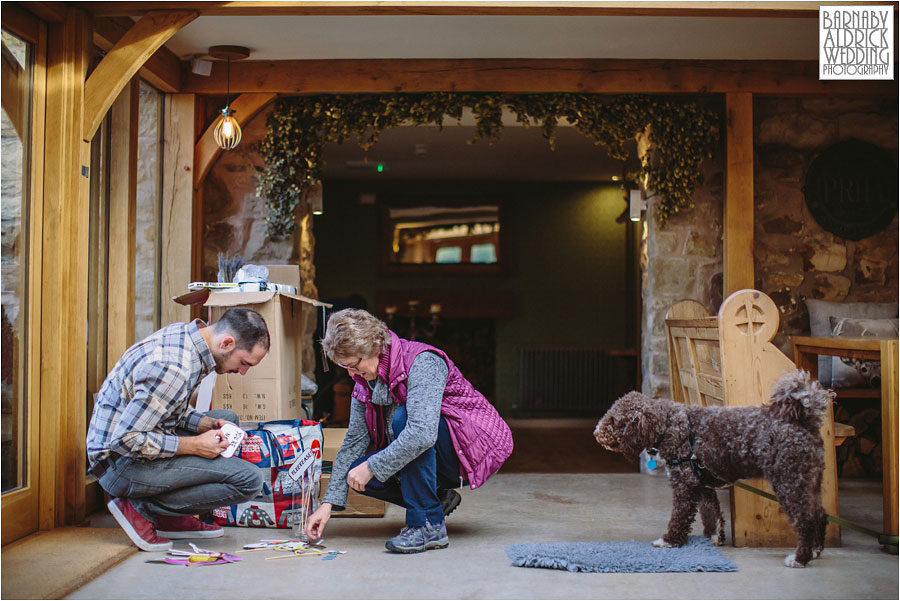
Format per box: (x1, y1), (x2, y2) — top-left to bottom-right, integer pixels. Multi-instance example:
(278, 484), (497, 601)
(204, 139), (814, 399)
(305, 308), (513, 553)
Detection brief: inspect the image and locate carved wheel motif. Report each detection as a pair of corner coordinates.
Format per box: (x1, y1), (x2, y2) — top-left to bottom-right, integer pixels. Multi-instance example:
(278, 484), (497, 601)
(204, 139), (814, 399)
(803, 139), (899, 241)
(734, 303), (767, 336)
(722, 291), (778, 342)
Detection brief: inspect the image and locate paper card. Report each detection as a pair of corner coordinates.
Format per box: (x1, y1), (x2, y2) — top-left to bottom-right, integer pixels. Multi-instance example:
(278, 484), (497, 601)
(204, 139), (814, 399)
(220, 423), (246, 458)
(288, 447), (316, 481)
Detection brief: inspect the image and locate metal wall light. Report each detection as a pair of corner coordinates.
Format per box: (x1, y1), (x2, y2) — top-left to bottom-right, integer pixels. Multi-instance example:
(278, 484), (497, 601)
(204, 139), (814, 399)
(629, 189), (647, 222)
(209, 45), (250, 150)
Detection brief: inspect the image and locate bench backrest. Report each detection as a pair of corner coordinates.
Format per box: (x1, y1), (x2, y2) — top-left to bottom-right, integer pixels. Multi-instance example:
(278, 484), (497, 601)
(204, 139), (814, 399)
(665, 289), (795, 408)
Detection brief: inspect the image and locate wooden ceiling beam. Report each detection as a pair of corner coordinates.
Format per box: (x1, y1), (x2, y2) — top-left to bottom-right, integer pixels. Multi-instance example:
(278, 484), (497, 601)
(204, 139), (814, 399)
(83, 10), (197, 140)
(14, 1), (68, 23)
(93, 16), (185, 92)
(79, 1), (855, 18)
(180, 58), (898, 96)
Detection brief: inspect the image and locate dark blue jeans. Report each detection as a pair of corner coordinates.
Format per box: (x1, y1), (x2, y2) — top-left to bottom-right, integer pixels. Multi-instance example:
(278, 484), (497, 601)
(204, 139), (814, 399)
(351, 405), (465, 526)
(98, 409), (263, 520)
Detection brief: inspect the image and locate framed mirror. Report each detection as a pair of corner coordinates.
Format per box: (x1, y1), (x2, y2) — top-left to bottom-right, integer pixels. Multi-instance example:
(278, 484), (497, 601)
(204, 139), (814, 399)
(379, 199), (509, 275)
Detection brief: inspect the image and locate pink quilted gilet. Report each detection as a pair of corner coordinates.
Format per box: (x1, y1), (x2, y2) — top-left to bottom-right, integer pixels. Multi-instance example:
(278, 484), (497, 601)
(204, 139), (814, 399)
(351, 331), (513, 489)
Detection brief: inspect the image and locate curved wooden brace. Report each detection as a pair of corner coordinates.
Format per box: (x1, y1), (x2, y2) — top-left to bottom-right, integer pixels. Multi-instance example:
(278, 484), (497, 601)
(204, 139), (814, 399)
(193, 92), (277, 189)
(82, 10), (197, 140)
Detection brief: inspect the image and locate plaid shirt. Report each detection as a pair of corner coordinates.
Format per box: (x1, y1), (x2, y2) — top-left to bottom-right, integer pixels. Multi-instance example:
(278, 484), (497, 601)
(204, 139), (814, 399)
(86, 319), (216, 467)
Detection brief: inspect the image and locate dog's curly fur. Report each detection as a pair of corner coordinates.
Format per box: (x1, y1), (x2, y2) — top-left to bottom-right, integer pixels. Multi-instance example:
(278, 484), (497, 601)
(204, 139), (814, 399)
(593, 370), (832, 568)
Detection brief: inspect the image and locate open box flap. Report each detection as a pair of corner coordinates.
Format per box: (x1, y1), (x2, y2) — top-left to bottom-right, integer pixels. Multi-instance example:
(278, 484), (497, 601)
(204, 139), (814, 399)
(203, 291), (277, 307)
(281, 292), (332, 308)
(172, 289), (331, 308)
(172, 289), (211, 306)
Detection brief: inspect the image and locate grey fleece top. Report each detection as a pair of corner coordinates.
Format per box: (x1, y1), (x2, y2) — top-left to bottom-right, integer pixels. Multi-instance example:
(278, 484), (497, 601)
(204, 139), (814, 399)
(322, 351), (449, 510)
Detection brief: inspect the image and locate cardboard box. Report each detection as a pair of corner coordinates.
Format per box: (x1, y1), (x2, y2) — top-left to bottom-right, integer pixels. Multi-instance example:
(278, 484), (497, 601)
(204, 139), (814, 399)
(320, 474), (386, 518)
(323, 427), (348, 463)
(173, 265), (328, 423)
(320, 427), (386, 517)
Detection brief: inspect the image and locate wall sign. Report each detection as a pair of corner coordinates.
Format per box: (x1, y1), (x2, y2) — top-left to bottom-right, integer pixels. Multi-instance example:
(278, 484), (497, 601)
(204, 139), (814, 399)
(803, 139), (898, 241)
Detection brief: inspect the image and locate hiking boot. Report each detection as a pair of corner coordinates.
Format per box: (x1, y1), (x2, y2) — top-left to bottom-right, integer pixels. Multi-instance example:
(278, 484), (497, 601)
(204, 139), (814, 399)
(156, 515), (224, 539)
(107, 497), (173, 552)
(385, 519), (449, 554)
(440, 489), (461, 517)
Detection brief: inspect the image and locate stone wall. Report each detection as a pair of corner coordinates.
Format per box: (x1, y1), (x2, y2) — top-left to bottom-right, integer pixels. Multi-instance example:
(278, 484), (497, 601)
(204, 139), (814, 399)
(754, 96), (898, 351)
(640, 155), (725, 397)
(202, 106), (319, 377)
(641, 95), (898, 398)
(134, 82), (162, 341)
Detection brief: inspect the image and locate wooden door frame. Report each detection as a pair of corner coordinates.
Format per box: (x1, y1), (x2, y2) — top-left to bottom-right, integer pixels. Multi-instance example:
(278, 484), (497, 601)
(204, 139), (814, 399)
(0, 4), (47, 545)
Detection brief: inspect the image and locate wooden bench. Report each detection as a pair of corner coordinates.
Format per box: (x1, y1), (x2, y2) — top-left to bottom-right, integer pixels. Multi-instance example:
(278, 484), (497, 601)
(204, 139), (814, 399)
(665, 289), (851, 547)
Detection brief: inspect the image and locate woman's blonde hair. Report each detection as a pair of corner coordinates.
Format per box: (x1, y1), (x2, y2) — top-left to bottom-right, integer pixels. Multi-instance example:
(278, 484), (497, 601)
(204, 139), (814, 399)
(321, 308), (391, 362)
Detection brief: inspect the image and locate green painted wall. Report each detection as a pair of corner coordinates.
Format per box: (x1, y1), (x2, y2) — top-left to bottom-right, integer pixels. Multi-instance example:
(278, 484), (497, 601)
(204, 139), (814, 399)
(313, 179), (636, 415)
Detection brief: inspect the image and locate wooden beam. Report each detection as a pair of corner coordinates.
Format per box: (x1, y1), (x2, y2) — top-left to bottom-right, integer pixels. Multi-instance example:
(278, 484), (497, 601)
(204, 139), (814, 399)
(82, 9), (197, 140)
(4, 3), (42, 42)
(161, 94), (196, 327)
(723, 92), (754, 296)
(79, 1), (857, 18)
(194, 93), (276, 189)
(14, 1), (68, 23)
(41, 5), (92, 529)
(180, 59), (899, 96)
(107, 78), (139, 369)
(93, 16), (185, 92)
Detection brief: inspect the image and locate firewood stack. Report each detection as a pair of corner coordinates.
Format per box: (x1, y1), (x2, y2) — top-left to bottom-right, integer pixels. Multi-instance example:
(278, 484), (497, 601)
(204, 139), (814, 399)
(834, 404), (882, 479)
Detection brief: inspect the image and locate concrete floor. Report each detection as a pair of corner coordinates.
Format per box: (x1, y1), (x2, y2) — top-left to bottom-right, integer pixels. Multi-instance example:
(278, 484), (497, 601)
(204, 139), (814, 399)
(68, 473), (897, 599)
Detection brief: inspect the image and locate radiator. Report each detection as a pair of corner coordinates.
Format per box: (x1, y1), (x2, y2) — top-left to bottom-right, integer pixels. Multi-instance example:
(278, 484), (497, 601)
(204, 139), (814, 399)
(516, 348), (638, 414)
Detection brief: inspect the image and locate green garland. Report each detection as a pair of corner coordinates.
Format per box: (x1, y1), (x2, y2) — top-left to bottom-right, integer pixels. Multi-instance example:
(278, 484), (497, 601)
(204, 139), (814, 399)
(257, 93), (719, 237)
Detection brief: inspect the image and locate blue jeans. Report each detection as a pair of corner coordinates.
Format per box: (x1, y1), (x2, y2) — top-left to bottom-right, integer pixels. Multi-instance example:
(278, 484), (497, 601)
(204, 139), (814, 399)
(351, 405), (466, 527)
(98, 410), (263, 520)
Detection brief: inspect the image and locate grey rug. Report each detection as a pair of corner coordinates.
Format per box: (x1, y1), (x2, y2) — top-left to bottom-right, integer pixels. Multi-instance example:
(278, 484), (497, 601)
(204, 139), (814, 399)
(505, 535), (738, 573)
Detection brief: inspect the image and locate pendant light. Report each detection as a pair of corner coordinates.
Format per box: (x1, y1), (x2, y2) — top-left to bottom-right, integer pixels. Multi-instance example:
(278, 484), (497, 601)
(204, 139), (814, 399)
(209, 45), (250, 150)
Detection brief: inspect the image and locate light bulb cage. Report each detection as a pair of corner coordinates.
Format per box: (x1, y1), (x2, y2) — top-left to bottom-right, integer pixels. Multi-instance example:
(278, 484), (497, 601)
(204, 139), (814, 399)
(214, 107), (242, 150)
(207, 46), (250, 151)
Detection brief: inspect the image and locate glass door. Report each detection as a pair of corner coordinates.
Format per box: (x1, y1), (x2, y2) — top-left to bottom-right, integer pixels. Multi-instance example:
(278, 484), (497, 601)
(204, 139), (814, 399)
(1, 23), (42, 544)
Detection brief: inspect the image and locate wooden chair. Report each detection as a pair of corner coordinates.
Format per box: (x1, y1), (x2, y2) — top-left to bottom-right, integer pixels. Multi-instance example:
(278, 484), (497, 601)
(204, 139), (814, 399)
(665, 289), (851, 547)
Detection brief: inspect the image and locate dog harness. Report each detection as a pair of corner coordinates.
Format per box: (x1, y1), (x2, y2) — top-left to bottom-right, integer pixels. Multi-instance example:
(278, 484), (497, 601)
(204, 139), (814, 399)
(647, 433), (732, 490)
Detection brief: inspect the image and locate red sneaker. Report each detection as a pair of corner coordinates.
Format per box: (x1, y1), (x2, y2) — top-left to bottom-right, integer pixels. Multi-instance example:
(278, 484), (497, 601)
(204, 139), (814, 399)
(156, 515), (224, 539)
(107, 497), (173, 552)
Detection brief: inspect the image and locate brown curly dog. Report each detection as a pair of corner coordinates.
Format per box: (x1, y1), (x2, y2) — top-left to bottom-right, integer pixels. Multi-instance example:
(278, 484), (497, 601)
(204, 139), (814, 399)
(594, 370), (832, 568)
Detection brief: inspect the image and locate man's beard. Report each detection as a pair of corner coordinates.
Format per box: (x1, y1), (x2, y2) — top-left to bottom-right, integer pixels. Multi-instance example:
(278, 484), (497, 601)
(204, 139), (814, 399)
(214, 348), (234, 374)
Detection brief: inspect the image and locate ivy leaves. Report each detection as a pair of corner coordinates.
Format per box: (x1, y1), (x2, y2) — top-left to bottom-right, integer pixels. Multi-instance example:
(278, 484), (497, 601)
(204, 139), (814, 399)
(257, 93), (718, 237)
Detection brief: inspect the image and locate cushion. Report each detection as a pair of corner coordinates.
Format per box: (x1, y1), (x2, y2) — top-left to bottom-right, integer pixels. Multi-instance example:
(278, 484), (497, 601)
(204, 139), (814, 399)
(806, 299), (897, 385)
(829, 316), (899, 388)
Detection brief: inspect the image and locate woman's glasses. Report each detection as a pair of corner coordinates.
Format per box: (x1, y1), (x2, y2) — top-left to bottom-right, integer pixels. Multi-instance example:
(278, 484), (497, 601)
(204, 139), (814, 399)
(335, 356), (363, 371)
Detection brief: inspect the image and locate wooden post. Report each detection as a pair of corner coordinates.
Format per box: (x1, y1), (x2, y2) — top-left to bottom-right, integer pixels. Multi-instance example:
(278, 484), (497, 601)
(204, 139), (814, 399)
(161, 94), (196, 326)
(107, 78), (139, 368)
(724, 92), (754, 296)
(881, 340), (899, 540)
(40, 5), (92, 528)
